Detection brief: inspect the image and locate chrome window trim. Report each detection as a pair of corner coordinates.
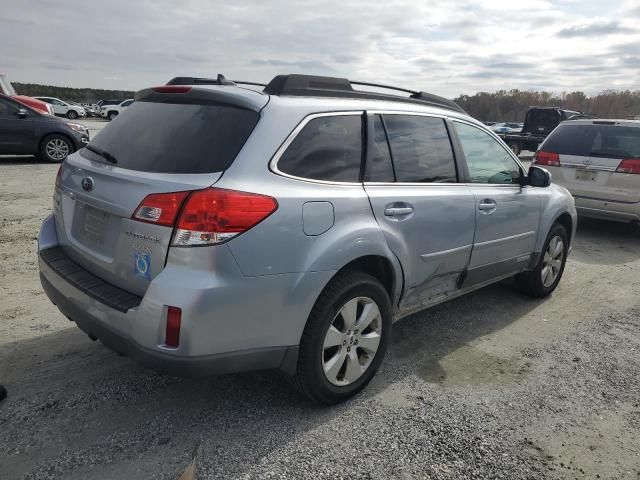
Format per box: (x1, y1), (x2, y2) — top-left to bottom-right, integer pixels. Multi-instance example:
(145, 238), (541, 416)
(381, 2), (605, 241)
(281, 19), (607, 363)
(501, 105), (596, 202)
(269, 111), (365, 186)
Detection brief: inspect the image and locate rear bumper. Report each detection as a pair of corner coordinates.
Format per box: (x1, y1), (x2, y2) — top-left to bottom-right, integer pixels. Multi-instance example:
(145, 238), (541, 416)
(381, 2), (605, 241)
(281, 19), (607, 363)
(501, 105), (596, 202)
(574, 196), (640, 223)
(36, 214), (321, 377)
(40, 272), (297, 376)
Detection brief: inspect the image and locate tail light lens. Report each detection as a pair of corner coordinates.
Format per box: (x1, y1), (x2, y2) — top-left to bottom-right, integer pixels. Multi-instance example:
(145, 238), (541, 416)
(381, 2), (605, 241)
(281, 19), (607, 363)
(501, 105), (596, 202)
(616, 158), (640, 174)
(132, 191), (190, 227)
(131, 188), (278, 246)
(173, 188), (278, 246)
(55, 163), (63, 189)
(534, 151), (560, 166)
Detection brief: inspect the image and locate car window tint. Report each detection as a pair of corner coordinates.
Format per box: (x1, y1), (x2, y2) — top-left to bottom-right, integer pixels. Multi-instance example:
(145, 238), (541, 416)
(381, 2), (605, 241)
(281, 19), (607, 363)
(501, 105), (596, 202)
(383, 115), (457, 183)
(0, 98), (17, 118)
(543, 124), (640, 159)
(454, 122), (521, 184)
(122, 100), (134, 107)
(83, 101), (259, 173)
(278, 115), (362, 182)
(364, 115), (395, 182)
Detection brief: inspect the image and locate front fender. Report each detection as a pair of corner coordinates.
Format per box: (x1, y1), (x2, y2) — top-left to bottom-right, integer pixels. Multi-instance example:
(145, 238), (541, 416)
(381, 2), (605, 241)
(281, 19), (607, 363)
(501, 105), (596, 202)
(535, 184), (578, 252)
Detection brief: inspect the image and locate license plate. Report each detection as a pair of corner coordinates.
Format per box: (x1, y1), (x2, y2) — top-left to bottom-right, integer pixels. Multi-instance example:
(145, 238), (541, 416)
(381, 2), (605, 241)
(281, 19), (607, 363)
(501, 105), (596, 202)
(82, 205), (108, 247)
(575, 169), (597, 182)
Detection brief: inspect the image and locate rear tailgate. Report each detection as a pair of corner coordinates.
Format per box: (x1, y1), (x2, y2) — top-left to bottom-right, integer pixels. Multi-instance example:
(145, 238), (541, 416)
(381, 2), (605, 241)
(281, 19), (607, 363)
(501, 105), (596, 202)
(54, 86), (266, 297)
(538, 122), (640, 203)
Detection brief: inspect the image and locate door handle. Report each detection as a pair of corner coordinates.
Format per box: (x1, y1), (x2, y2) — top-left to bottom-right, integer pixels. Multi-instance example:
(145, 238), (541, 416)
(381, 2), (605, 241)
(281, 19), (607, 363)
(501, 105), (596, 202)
(384, 206), (414, 216)
(478, 199), (497, 212)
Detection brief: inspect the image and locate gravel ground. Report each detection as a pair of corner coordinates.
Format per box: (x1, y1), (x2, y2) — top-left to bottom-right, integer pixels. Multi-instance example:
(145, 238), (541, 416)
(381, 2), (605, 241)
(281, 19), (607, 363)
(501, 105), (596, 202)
(0, 135), (639, 479)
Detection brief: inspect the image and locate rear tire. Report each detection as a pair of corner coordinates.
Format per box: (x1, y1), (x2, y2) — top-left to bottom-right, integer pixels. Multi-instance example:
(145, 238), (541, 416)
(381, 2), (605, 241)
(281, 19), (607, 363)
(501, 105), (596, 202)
(67, 110), (78, 120)
(291, 270), (392, 404)
(108, 111), (118, 121)
(516, 223), (568, 298)
(39, 134), (72, 163)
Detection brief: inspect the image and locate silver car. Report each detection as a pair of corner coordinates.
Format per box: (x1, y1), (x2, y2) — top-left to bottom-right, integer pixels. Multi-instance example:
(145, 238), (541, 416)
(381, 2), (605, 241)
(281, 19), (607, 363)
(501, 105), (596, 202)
(38, 74), (577, 404)
(534, 119), (640, 223)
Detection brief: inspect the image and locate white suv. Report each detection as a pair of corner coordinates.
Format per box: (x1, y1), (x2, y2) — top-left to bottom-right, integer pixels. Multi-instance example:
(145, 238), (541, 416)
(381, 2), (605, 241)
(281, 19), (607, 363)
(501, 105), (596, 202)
(34, 97), (86, 119)
(100, 98), (134, 120)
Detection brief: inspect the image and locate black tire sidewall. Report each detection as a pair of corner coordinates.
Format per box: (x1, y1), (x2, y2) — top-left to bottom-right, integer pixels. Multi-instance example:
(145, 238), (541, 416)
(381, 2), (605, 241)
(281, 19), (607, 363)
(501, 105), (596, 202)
(67, 111), (78, 119)
(299, 272), (392, 403)
(108, 112), (118, 121)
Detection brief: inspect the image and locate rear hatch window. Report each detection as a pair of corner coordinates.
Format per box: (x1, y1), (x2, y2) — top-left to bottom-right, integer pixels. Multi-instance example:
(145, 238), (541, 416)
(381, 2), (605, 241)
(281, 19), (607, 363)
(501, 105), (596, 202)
(82, 101), (259, 173)
(525, 109), (561, 135)
(543, 124), (640, 159)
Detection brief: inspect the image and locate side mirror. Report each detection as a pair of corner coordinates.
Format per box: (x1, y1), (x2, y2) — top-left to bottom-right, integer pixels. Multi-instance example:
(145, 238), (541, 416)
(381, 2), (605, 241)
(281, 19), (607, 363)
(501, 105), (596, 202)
(528, 165), (551, 187)
(16, 108), (28, 118)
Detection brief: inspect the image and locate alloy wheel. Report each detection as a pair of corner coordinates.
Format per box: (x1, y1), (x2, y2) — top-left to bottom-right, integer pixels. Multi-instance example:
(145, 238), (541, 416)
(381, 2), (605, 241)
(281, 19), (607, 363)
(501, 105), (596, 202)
(541, 235), (564, 287)
(322, 296), (382, 386)
(45, 138), (70, 161)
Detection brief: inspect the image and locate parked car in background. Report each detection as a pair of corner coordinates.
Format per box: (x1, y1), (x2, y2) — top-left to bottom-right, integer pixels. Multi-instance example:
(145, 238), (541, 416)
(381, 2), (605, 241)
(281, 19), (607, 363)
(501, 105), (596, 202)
(99, 98), (134, 120)
(38, 73), (577, 404)
(0, 93), (89, 162)
(535, 119), (640, 223)
(34, 97), (86, 119)
(498, 107), (581, 156)
(81, 103), (100, 117)
(0, 73), (54, 116)
(490, 122), (523, 134)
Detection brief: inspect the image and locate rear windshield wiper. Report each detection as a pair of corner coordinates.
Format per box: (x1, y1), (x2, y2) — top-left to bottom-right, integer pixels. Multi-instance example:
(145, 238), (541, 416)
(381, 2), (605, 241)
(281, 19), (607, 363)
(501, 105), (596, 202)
(85, 144), (118, 165)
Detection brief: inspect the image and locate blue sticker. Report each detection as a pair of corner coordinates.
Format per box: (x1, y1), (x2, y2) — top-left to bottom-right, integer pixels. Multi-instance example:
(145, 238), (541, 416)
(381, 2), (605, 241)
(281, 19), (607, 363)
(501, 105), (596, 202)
(134, 251), (151, 280)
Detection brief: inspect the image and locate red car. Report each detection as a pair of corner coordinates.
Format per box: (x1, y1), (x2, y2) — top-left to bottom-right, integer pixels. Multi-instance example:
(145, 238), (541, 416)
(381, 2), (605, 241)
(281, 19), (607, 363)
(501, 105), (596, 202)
(0, 73), (54, 116)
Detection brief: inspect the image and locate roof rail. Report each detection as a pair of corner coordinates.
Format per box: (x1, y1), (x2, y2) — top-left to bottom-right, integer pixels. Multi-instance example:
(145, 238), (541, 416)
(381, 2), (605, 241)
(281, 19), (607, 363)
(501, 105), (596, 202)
(263, 74), (465, 114)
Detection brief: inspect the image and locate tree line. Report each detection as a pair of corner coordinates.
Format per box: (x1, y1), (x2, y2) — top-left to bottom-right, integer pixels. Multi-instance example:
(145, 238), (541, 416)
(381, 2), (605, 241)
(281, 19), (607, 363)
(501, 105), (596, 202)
(13, 82), (640, 121)
(453, 89), (640, 122)
(13, 83), (135, 104)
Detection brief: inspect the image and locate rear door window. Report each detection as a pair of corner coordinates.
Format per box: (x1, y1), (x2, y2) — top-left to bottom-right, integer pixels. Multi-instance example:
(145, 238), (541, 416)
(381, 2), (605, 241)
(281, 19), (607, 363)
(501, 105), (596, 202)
(277, 114), (363, 182)
(383, 115), (457, 183)
(82, 101), (259, 173)
(544, 124), (640, 159)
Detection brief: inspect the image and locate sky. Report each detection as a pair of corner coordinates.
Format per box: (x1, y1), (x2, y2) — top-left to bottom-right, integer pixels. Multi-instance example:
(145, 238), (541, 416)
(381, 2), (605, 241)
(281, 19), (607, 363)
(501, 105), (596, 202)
(1, 0), (639, 98)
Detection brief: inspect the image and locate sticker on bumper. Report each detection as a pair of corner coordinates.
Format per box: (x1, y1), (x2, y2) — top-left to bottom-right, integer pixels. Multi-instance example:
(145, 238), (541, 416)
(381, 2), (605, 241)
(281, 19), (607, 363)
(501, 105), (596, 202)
(134, 251), (151, 280)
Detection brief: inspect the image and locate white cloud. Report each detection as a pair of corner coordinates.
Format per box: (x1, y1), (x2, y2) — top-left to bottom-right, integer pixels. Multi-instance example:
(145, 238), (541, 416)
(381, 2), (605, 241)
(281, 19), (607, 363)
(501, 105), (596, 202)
(0, 0), (638, 97)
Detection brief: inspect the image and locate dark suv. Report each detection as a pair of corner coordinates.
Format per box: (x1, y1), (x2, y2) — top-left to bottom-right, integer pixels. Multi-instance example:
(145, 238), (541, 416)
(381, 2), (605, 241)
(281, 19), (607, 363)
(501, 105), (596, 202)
(0, 94), (89, 162)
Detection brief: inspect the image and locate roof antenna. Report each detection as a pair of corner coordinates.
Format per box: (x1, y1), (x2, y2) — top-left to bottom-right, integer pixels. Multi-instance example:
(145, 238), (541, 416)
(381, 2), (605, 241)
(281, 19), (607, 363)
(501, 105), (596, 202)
(216, 74), (235, 86)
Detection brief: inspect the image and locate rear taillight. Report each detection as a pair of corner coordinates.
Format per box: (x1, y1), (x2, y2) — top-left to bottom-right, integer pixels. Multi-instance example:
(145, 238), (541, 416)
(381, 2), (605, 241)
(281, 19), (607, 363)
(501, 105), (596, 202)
(131, 188), (278, 246)
(55, 163), (63, 189)
(616, 158), (640, 174)
(173, 188), (278, 246)
(534, 151), (560, 167)
(132, 191), (190, 227)
(165, 306), (181, 348)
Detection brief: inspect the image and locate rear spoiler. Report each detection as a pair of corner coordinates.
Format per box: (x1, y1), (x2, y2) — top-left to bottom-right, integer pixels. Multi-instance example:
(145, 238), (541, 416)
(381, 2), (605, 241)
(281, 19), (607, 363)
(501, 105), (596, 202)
(134, 86), (267, 112)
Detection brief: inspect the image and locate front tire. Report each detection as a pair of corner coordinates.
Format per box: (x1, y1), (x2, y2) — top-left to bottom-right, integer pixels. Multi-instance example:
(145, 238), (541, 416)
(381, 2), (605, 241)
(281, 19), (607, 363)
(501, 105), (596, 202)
(291, 270), (392, 404)
(67, 110), (78, 119)
(516, 223), (568, 298)
(39, 135), (72, 163)
(107, 111), (118, 121)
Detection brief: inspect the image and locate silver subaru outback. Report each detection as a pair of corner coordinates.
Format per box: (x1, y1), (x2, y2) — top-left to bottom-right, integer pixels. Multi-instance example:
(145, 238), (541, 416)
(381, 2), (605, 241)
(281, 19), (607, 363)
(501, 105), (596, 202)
(38, 74), (577, 404)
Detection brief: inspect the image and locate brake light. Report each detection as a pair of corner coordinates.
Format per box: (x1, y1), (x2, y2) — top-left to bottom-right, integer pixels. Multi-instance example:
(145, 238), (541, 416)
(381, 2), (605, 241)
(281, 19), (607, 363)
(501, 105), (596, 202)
(173, 188), (278, 246)
(616, 158), (640, 174)
(534, 151), (560, 166)
(165, 306), (181, 348)
(152, 86), (192, 93)
(55, 163), (63, 189)
(132, 191), (190, 227)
